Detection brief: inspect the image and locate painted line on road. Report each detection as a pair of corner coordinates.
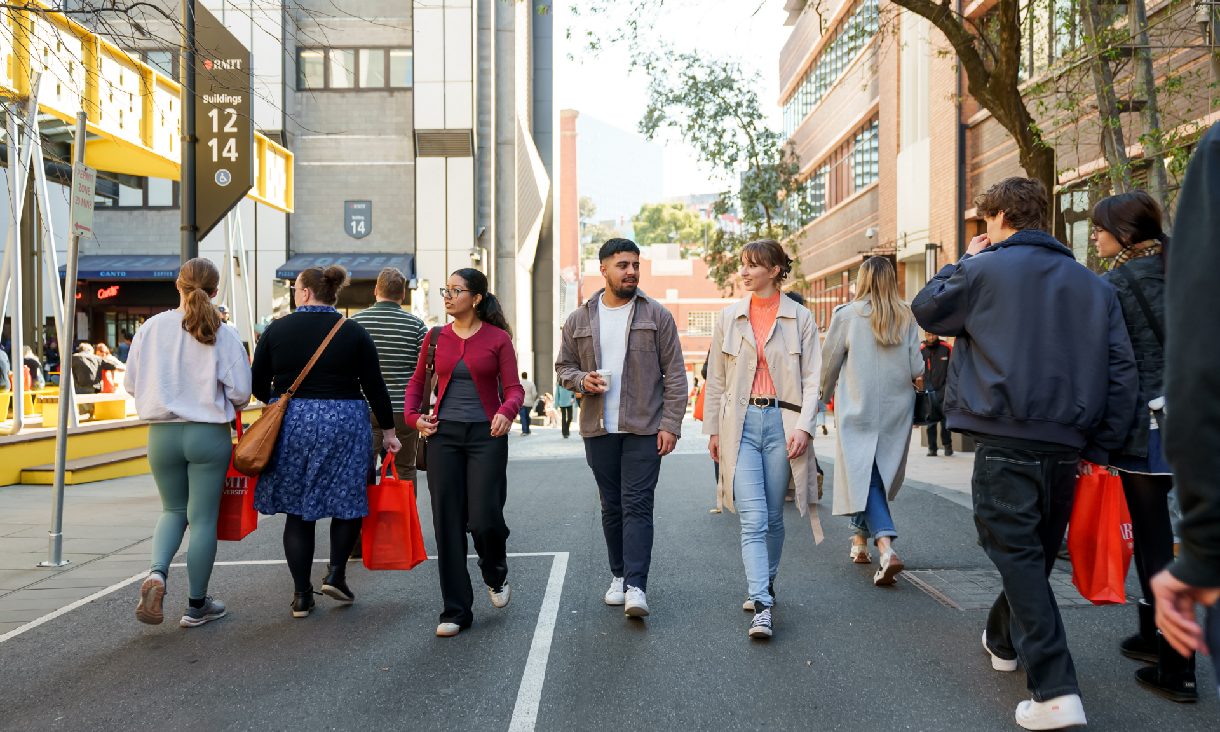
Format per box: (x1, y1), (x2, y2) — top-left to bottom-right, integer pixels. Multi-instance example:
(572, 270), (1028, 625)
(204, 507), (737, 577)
(0, 550), (574, 732)
(0, 570), (146, 645)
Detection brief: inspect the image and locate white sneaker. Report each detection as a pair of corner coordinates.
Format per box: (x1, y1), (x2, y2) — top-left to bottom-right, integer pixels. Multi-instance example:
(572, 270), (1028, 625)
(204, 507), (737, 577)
(1014, 694), (1086, 730)
(488, 583), (511, 609)
(982, 630), (1018, 672)
(624, 586), (649, 617)
(604, 576), (626, 606)
(872, 549), (904, 586)
(436, 622), (462, 637)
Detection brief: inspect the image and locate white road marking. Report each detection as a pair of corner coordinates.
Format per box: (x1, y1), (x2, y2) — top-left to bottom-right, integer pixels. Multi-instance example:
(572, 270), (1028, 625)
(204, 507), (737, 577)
(508, 552), (569, 732)
(1, 550), (573, 732)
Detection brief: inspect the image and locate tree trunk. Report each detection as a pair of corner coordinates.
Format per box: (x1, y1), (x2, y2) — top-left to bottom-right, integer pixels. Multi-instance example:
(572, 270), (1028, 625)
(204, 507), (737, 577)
(1129, 0), (1167, 204)
(1081, 0), (1132, 193)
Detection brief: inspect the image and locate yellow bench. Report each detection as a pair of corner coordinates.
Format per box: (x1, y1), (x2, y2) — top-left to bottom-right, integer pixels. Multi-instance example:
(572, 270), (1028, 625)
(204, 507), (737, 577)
(38, 392), (129, 427)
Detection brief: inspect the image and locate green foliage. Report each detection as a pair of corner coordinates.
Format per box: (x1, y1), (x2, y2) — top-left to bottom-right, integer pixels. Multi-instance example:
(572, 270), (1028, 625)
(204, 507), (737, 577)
(638, 50), (813, 292)
(631, 202), (714, 249)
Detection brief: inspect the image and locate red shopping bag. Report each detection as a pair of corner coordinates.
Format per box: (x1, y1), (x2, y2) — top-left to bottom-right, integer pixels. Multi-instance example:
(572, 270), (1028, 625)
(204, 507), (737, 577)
(100, 369), (117, 393)
(362, 461), (428, 571)
(217, 414), (259, 541)
(693, 383), (706, 421)
(1068, 462), (1134, 605)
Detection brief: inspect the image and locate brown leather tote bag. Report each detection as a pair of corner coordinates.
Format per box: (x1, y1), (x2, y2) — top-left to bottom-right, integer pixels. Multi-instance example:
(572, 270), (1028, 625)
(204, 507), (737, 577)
(234, 317), (346, 475)
(413, 326), (442, 472)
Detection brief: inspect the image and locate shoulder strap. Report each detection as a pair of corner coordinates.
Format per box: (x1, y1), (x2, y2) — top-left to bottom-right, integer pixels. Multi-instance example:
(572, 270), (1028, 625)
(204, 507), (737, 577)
(1117, 267), (1164, 346)
(284, 316), (346, 397)
(418, 326), (442, 416)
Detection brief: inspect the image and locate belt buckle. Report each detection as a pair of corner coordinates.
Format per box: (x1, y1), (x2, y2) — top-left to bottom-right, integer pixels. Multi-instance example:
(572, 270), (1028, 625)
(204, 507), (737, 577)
(750, 397), (769, 408)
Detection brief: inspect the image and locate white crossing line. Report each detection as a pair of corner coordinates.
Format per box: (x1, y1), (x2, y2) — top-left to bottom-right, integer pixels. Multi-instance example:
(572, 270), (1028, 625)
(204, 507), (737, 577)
(0, 551), (571, 732)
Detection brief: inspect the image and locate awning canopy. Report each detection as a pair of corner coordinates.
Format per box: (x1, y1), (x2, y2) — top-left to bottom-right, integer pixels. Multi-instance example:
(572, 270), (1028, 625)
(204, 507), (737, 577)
(61, 255), (181, 280)
(275, 254), (417, 281)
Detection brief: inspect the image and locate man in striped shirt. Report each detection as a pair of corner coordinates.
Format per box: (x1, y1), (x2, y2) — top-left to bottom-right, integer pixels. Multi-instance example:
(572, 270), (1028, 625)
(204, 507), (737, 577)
(352, 267), (427, 483)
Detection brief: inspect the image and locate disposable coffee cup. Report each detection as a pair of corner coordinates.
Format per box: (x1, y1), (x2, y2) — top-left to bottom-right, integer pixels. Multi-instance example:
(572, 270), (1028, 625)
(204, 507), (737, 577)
(595, 369), (612, 381)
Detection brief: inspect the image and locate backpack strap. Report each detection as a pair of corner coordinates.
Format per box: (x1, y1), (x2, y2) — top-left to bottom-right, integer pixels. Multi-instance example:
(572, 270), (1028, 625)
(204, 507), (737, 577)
(1117, 267), (1164, 346)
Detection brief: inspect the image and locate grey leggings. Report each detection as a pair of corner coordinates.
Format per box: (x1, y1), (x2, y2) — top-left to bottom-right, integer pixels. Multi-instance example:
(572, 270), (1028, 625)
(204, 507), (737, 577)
(147, 422), (233, 599)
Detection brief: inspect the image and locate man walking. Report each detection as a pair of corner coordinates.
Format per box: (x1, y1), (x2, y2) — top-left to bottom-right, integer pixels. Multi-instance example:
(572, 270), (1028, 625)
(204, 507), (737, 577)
(556, 238), (687, 618)
(913, 178), (1137, 730)
(352, 267), (427, 484)
(555, 383), (574, 438)
(920, 331), (953, 456)
(518, 372), (538, 434)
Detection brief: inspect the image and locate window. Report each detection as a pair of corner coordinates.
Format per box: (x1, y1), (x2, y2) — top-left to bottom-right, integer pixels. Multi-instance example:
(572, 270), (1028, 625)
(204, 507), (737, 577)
(143, 50), (175, 77)
(297, 47), (414, 90)
(852, 118), (879, 190)
(97, 177), (179, 209)
(782, 0), (879, 138)
(687, 311), (714, 336)
(794, 116), (878, 229)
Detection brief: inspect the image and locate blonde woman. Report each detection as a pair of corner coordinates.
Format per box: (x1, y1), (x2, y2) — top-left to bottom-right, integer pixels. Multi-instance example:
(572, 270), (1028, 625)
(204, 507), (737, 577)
(704, 239), (821, 640)
(821, 256), (922, 586)
(125, 258), (252, 627)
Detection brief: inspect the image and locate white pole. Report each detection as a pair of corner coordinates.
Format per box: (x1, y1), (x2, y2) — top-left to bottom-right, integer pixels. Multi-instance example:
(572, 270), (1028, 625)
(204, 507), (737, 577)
(42, 112), (88, 568)
(30, 129), (76, 427)
(6, 105), (27, 435)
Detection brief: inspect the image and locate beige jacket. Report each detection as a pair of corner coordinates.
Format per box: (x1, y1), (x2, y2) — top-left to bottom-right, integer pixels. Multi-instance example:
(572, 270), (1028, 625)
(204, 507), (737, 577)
(702, 294), (824, 542)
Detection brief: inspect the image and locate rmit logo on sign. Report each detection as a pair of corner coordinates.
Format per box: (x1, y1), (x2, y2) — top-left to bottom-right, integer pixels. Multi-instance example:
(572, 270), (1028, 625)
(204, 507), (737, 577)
(203, 58), (243, 71)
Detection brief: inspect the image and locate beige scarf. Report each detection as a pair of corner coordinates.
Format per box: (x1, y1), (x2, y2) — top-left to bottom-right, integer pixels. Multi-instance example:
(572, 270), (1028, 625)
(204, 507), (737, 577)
(1114, 240), (1163, 267)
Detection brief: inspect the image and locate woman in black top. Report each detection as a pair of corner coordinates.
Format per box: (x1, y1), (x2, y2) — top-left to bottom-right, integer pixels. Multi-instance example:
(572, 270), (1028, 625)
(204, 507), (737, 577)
(252, 265), (401, 618)
(1093, 191), (1195, 702)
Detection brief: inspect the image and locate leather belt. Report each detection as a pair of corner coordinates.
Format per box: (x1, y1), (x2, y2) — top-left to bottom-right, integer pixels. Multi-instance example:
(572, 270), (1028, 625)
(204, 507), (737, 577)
(749, 397), (801, 412)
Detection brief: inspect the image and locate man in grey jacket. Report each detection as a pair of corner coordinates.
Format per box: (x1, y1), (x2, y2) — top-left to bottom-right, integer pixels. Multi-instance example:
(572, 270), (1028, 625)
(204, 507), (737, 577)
(556, 238), (687, 619)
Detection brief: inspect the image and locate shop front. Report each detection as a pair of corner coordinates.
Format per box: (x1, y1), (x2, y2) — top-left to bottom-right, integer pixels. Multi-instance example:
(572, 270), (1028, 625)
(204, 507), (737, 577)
(60, 255), (181, 350)
(273, 253), (417, 316)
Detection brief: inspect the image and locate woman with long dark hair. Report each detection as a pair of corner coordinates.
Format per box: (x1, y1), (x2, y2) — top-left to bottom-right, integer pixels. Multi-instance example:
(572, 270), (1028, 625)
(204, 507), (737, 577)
(405, 268), (524, 637)
(1092, 190), (1195, 702)
(126, 257), (251, 628)
(251, 265), (400, 618)
(821, 256), (923, 586)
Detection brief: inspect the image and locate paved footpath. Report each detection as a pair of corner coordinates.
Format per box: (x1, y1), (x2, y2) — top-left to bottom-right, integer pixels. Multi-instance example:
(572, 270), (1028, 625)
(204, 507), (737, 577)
(0, 420), (1214, 731)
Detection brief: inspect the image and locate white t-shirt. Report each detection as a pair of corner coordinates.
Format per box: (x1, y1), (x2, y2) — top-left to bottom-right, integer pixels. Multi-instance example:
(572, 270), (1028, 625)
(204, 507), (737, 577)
(598, 294), (634, 433)
(124, 309), (252, 423)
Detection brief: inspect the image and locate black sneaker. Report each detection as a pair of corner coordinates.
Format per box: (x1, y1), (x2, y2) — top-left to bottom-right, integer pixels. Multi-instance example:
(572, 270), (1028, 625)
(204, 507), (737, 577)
(748, 605), (773, 639)
(927, 449), (938, 457)
(292, 590), (316, 618)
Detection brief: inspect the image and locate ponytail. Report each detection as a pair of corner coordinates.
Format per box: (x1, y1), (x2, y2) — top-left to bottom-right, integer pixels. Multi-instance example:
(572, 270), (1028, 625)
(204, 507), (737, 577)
(452, 267), (512, 336)
(177, 257), (221, 345)
(476, 292), (512, 335)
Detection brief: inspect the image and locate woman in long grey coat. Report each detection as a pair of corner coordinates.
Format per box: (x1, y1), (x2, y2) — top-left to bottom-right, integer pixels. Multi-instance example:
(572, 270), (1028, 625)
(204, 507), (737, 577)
(821, 256), (923, 586)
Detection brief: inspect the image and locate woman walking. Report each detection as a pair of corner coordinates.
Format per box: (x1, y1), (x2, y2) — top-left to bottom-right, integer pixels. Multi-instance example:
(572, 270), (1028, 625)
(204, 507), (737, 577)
(251, 265), (400, 618)
(1093, 191), (1196, 702)
(820, 256), (922, 586)
(704, 239), (821, 639)
(125, 258), (251, 628)
(406, 268), (523, 637)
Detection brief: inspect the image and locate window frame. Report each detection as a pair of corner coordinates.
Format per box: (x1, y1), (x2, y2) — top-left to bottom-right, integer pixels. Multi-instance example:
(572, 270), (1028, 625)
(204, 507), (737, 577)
(296, 46), (414, 91)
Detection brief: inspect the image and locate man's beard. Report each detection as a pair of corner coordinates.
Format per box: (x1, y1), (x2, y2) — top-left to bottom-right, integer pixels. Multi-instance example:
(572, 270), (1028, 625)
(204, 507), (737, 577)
(611, 281), (638, 300)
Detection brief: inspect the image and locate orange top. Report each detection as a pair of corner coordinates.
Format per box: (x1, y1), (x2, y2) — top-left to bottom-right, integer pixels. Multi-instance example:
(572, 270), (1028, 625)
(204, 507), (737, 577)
(749, 292), (780, 397)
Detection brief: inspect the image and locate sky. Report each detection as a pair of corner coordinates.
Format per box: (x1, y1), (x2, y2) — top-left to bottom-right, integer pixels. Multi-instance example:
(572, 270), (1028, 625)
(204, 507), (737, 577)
(554, 0), (792, 199)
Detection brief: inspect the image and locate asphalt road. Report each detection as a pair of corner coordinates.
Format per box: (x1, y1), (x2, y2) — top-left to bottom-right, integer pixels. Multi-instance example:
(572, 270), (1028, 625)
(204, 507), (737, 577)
(0, 429), (1215, 731)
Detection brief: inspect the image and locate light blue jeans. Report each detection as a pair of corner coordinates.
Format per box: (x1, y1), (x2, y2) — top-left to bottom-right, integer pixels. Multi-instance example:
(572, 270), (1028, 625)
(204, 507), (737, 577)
(849, 462), (898, 541)
(734, 406), (790, 608)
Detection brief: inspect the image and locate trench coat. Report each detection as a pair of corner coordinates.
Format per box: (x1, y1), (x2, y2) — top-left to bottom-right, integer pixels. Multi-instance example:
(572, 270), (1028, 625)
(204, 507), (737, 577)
(820, 300), (923, 517)
(703, 294), (823, 541)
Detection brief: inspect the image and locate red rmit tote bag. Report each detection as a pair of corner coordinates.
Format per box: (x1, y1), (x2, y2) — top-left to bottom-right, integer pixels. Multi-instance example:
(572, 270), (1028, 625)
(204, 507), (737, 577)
(217, 413), (259, 541)
(363, 461), (428, 571)
(1068, 462), (1134, 605)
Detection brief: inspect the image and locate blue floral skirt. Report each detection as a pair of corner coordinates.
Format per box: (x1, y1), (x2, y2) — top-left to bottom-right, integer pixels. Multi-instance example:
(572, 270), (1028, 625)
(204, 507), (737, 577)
(254, 398), (372, 521)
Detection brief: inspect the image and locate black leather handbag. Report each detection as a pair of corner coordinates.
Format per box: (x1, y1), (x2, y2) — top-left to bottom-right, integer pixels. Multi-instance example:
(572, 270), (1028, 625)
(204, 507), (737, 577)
(913, 389), (942, 426)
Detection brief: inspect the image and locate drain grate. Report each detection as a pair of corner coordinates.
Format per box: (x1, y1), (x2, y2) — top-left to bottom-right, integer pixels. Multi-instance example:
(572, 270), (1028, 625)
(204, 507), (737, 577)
(902, 568), (1122, 610)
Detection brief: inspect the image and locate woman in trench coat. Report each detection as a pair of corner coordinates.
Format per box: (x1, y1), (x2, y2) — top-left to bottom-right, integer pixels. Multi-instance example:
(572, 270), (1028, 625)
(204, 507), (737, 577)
(821, 256), (923, 587)
(704, 239), (821, 640)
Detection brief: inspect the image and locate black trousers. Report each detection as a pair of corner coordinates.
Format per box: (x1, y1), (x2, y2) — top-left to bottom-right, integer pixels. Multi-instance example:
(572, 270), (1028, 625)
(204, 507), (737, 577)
(927, 391), (952, 452)
(1120, 472), (1175, 602)
(427, 420), (510, 626)
(585, 433), (662, 591)
(560, 406), (573, 438)
(973, 438), (1080, 701)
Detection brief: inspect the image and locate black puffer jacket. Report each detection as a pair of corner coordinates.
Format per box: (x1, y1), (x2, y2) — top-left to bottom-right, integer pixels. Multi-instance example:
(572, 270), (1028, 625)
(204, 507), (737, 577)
(1101, 255), (1165, 459)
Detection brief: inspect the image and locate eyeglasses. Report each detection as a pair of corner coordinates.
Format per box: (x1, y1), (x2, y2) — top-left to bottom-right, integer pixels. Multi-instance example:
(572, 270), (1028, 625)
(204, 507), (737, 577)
(439, 287), (468, 299)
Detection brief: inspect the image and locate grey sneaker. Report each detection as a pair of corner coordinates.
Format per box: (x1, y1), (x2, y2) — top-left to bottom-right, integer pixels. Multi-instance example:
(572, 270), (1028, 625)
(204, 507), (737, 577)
(179, 596), (227, 628)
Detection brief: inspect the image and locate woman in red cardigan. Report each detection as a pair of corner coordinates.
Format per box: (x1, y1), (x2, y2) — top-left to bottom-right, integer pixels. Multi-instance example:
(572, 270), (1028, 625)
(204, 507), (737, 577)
(405, 267), (524, 637)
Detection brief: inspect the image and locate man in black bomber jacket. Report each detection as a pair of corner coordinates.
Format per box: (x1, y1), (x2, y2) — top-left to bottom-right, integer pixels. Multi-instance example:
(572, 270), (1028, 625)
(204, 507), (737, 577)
(912, 177), (1138, 729)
